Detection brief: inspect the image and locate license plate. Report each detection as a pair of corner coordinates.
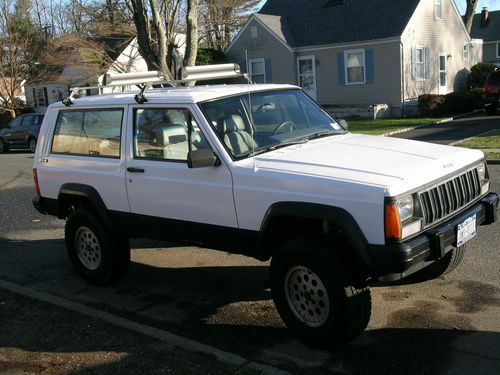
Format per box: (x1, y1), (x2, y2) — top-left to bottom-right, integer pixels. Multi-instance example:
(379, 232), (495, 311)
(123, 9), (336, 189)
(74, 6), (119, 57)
(457, 214), (477, 247)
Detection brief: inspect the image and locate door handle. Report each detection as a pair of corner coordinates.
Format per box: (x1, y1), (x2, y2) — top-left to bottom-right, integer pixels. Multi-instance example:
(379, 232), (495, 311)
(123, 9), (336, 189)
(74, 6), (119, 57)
(127, 167), (145, 173)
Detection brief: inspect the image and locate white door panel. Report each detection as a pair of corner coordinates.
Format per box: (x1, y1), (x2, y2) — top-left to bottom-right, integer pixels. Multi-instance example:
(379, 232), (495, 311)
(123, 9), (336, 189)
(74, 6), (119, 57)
(125, 105), (237, 227)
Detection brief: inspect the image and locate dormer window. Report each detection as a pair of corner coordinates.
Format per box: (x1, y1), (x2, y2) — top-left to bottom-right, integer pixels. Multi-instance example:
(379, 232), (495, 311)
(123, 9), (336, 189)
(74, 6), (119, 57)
(435, 0), (442, 20)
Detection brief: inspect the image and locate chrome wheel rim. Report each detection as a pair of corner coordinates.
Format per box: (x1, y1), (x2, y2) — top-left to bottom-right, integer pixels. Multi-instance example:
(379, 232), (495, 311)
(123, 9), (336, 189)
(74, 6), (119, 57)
(75, 227), (101, 270)
(284, 266), (330, 327)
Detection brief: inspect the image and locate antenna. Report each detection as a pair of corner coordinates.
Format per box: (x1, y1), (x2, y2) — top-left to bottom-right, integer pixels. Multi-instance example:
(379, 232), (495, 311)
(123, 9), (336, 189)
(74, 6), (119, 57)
(245, 50), (258, 172)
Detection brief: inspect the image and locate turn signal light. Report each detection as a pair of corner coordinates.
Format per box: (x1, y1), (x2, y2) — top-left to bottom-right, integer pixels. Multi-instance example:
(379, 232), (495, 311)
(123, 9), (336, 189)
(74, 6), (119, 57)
(385, 203), (402, 240)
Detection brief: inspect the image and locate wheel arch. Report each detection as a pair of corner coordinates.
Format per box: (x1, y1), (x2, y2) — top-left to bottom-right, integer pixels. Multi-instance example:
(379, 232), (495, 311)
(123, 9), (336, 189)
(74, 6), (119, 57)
(257, 202), (377, 276)
(57, 183), (116, 232)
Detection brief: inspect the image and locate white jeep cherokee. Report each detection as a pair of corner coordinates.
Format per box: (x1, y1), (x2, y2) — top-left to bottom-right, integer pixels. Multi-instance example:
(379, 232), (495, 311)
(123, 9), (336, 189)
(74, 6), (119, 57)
(32, 65), (498, 347)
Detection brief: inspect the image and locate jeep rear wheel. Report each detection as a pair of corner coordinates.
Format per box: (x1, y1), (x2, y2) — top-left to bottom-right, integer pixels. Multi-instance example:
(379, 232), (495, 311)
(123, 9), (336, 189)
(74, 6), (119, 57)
(65, 208), (130, 286)
(270, 239), (371, 347)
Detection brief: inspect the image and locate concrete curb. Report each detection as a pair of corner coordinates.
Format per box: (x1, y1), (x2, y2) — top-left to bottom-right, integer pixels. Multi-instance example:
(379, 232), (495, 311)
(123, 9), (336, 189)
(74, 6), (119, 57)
(382, 110), (500, 164)
(382, 117), (454, 137)
(381, 109), (484, 137)
(0, 279), (289, 375)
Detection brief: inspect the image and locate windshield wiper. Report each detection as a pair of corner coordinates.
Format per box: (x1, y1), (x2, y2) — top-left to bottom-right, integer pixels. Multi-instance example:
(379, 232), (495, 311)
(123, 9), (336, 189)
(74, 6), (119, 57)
(306, 130), (339, 141)
(251, 138), (309, 156)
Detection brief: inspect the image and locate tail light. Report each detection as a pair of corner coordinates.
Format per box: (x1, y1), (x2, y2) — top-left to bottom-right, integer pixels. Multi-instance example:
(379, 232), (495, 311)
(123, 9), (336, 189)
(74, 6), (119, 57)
(33, 168), (41, 197)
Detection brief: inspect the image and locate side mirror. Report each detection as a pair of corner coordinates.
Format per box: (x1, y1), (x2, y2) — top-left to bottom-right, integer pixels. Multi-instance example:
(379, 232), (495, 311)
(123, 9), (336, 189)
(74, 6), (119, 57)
(338, 119), (348, 130)
(187, 149), (219, 169)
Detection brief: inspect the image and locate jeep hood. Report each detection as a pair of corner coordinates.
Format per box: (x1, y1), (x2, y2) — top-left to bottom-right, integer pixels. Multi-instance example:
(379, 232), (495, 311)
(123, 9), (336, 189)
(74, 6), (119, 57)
(254, 133), (484, 196)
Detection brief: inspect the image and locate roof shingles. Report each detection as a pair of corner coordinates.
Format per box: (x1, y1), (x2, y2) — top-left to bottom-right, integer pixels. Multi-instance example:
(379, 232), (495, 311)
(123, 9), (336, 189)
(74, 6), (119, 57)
(258, 0), (421, 47)
(470, 10), (500, 41)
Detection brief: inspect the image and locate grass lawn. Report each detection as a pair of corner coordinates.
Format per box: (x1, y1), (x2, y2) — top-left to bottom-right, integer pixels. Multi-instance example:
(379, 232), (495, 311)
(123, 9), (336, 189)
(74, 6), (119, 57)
(456, 130), (500, 160)
(347, 118), (441, 135)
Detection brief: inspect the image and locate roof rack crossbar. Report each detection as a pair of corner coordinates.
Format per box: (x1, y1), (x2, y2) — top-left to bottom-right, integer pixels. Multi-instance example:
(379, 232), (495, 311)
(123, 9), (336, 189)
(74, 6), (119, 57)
(62, 63), (250, 105)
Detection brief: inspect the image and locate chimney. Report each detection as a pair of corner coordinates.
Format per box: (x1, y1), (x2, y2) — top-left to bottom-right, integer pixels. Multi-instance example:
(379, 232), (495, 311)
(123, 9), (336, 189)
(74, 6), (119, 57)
(480, 7), (489, 27)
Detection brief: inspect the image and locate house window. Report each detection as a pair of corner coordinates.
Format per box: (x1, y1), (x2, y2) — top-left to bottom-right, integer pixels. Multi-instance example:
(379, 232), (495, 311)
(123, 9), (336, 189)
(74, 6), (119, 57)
(344, 49), (365, 84)
(416, 47), (425, 80)
(435, 0), (442, 19)
(249, 58), (265, 83)
(251, 27), (257, 39)
(36, 88), (46, 107)
(463, 42), (469, 60)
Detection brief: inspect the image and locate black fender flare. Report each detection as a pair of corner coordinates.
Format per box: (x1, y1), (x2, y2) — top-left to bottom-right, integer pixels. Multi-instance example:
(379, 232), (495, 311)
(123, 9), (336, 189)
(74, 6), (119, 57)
(257, 202), (377, 274)
(57, 183), (116, 232)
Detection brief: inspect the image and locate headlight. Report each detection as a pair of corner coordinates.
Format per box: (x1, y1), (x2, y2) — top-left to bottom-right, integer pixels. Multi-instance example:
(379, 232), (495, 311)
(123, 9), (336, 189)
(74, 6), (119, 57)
(477, 161), (486, 183)
(397, 196), (414, 222)
(385, 195), (422, 241)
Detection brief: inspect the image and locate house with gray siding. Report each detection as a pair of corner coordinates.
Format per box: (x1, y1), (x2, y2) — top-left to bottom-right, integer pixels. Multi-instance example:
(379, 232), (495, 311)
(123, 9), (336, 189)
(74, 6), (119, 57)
(471, 8), (500, 65)
(226, 0), (482, 118)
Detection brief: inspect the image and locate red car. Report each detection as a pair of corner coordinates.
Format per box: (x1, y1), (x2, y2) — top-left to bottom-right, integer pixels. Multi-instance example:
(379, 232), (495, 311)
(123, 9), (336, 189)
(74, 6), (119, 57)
(484, 68), (500, 115)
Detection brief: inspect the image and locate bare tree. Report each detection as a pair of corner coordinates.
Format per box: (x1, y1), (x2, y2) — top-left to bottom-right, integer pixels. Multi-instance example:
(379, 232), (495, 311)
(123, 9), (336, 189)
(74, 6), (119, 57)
(0, 0), (46, 114)
(184, 0), (198, 67)
(199, 0), (259, 50)
(127, 0), (185, 79)
(463, 0), (480, 32)
(461, 0), (498, 33)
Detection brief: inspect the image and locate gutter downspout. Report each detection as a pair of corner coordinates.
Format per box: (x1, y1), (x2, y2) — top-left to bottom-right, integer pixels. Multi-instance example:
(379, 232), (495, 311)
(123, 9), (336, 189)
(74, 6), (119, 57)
(400, 41), (406, 117)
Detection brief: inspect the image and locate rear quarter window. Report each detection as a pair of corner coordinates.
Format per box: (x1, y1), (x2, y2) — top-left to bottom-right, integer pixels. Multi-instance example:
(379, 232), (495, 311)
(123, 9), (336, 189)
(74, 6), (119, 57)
(51, 109), (123, 158)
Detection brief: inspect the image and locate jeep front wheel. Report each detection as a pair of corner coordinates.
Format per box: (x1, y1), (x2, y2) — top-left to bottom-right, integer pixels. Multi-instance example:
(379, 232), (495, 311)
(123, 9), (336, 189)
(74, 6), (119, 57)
(270, 239), (371, 347)
(65, 208), (130, 286)
(410, 245), (466, 282)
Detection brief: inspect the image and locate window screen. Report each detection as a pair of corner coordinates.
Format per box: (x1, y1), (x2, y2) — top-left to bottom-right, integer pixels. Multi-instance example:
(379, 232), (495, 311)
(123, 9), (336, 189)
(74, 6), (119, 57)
(52, 109), (123, 158)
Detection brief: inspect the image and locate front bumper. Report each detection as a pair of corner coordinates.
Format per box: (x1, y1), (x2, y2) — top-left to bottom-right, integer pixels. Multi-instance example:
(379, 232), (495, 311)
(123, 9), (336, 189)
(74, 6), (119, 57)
(370, 193), (498, 281)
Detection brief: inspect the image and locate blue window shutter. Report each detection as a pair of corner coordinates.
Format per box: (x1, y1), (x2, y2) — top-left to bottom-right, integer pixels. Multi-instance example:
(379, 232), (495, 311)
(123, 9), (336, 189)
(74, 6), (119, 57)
(265, 58), (272, 83)
(424, 47), (430, 80)
(365, 49), (374, 83)
(411, 46), (417, 80)
(337, 52), (345, 85)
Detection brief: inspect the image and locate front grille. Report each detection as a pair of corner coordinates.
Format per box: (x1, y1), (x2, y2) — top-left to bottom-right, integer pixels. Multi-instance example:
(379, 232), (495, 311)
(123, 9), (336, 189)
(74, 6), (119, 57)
(419, 169), (481, 226)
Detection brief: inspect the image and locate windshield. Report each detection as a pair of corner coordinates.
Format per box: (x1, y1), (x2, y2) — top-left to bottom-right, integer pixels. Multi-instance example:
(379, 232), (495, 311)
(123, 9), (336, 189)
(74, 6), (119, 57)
(200, 89), (347, 159)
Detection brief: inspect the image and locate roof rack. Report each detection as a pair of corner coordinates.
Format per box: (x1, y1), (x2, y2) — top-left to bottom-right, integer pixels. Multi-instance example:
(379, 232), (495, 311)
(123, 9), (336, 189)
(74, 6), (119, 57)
(62, 63), (250, 106)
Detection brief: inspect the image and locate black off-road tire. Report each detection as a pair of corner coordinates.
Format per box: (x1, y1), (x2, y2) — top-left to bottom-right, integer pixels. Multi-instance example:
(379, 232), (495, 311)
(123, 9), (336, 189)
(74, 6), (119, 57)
(65, 208), (130, 286)
(270, 238), (371, 348)
(410, 245), (466, 282)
